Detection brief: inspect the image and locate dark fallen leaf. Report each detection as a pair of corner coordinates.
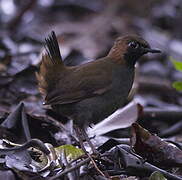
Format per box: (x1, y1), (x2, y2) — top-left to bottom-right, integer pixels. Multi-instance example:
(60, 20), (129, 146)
(98, 139), (123, 153)
(0, 102), (31, 142)
(0, 170), (16, 180)
(101, 145), (182, 179)
(0, 139), (50, 176)
(28, 115), (60, 146)
(0, 75), (13, 87)
(1, 102), (24, 129)
(0, 66), (39, 108)
(131, 123), (182, 168)
(5, 150), (32, 171)
(0, 127), (16, 141)
(9, 66), (38, 96)
(0, 139), (50, 156)
(0, 103), (59, 145)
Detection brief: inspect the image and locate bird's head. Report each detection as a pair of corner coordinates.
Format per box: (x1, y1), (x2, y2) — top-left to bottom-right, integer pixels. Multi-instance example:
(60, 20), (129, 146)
(108, 35), (161, 67)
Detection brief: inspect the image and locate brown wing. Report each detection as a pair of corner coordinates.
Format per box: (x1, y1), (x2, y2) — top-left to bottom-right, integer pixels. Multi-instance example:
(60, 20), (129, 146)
(45, 59), (113, 105)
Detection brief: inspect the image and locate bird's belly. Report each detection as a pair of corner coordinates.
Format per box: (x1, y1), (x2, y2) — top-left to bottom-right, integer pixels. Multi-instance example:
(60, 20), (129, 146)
(84, 97), (120, 124)
(74, 89), (129, 126)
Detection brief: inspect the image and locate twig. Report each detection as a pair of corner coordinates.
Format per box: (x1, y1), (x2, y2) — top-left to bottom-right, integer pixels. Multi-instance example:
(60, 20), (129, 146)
(69, 154), (87, 164)
(61, 149), (75, 180)
(141, 108), (182, 122)
(0, 139), (50, 155)
(8, 0), (37, 31)
(48, 157), (91, 180)
(159, 120), (182, 137)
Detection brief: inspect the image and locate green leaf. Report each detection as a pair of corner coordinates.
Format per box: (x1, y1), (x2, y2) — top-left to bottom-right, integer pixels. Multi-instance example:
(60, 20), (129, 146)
(170, 57), (182, 72)
(149, 171), (167, 180)
(55, 145), (84, 162)
(172, 81), (182, 91)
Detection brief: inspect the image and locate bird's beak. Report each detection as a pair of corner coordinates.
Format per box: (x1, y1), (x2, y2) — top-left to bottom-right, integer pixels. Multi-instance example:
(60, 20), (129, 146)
(143, 48), (161, 54)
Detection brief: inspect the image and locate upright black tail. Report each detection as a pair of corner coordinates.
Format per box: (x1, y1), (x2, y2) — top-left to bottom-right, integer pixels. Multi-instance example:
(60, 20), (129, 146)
(45, 31), (63, 65)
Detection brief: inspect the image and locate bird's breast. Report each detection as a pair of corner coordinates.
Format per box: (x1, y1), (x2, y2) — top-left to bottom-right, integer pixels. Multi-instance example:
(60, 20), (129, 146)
(111, 65), (135, 100)
(77, 66), (135, 125)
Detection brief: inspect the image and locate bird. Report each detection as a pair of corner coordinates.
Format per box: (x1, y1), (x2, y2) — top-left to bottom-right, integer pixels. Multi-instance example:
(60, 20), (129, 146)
(36, 31), (161, 152)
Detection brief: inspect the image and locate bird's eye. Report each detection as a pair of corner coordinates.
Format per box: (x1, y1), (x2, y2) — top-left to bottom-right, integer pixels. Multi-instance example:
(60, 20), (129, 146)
(128, 41), (139, 49)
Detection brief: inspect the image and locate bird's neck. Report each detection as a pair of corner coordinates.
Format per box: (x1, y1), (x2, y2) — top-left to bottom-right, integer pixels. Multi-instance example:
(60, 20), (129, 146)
(107, 48), (125, 65)
(108, 47), (140, 68)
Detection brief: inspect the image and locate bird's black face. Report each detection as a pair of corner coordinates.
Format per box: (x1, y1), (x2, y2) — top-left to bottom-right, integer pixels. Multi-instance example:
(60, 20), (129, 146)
(124, 39), (161, 67)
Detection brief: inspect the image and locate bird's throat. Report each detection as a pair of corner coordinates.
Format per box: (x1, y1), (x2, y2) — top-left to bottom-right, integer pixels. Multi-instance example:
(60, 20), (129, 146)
(123, 52), (140, 67)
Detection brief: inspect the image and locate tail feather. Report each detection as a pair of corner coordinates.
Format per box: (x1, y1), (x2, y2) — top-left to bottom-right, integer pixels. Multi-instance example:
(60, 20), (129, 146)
(45, 31), (62, 65)
(36, 31), (64, 100)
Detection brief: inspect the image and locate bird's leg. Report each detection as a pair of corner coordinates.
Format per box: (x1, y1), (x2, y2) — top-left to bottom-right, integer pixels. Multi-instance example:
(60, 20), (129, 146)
(74, 125), (87, 154)
(74, 125), (98, 154)
(81, 128), (98, 155)
(74, 125), (106, 177)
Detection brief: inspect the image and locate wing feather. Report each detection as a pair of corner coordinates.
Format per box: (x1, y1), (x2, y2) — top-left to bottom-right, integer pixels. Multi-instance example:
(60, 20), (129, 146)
(45, 59), (113, 105)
